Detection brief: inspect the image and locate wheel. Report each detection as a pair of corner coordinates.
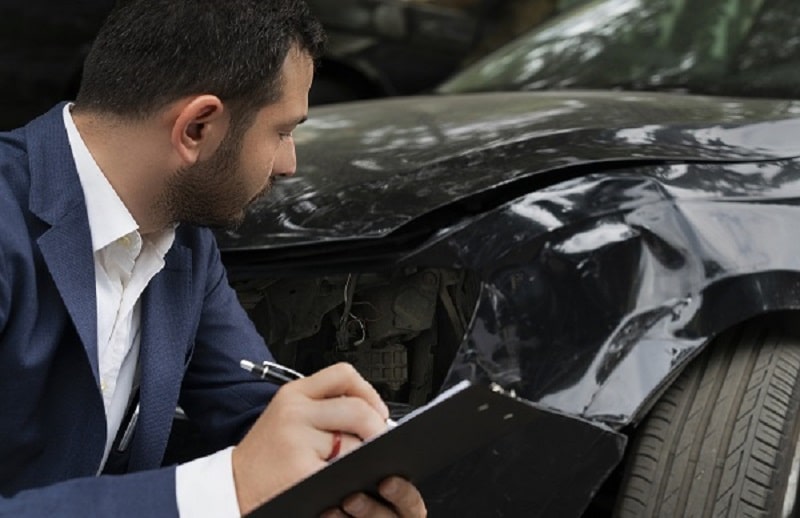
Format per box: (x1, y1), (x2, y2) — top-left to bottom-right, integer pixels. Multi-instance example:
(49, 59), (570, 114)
(614, 313), (800, 517)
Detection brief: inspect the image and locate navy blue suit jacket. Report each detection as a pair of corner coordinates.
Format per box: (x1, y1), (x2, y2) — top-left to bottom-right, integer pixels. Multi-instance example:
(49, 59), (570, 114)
(0, 105), (276, 516)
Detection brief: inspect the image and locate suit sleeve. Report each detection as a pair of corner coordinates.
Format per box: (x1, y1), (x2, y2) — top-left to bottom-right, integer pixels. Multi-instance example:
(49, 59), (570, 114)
(0, 240), (8, 335)
(177, 232), (278, 450)
(0, 186), (13, 337)
(0, 467), (178, 517)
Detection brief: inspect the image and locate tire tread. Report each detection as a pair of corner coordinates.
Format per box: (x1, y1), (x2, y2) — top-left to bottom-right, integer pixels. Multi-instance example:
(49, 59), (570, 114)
(614, 316), (800, 518)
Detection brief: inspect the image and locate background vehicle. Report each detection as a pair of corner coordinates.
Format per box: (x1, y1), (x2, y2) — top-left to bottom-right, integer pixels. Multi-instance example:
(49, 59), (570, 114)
(438, 0), (800, 99)
(211, 90), (800, 516)
(306, 0), (571, 103)
(0, 0), (576, 129)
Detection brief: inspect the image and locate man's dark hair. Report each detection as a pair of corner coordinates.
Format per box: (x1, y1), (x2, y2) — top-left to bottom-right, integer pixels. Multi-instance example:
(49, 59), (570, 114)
(74, 0), (325, 121)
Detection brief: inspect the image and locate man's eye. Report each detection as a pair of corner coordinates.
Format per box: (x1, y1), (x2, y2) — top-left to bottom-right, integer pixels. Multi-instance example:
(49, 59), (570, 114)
(279, 132), (292, 141)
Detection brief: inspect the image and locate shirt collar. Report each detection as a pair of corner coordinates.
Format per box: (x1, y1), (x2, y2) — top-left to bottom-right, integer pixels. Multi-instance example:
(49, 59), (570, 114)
(63, 104), (140, 253)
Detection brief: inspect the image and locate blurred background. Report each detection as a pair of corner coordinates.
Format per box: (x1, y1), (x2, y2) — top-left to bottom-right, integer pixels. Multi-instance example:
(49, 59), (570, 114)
(2, 0), (799, 130)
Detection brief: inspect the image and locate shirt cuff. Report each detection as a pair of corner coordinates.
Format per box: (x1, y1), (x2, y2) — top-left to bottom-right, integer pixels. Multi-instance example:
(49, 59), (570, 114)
(175, 446), (241, 518)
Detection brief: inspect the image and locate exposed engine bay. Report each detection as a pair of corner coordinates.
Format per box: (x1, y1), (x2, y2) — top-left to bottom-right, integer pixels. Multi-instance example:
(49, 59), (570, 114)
(232, 268), (481, 415)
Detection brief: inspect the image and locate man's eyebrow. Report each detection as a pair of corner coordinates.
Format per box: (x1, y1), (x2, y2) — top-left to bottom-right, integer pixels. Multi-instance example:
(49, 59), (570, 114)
(293, 115), (308, 126)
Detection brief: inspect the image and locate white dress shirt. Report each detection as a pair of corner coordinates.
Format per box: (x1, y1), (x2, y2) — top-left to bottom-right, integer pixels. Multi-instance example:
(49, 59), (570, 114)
(63, 105), (240, 517)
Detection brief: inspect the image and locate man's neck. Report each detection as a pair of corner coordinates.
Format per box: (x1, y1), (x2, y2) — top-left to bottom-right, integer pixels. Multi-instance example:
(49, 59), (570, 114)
(72, 111), (173, 235)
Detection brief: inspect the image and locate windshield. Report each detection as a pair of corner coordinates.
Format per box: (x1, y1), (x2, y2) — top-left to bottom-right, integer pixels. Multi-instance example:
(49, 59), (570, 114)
(437, 0), (800, 99)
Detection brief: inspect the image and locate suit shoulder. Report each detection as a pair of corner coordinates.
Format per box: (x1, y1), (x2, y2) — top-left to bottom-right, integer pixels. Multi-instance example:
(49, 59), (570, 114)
(0, 127), (32, 187)
(0, 129), (31, 221)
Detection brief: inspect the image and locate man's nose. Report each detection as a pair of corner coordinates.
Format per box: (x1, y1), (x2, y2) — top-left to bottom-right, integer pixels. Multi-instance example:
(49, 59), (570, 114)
(273, 138), (297, 177)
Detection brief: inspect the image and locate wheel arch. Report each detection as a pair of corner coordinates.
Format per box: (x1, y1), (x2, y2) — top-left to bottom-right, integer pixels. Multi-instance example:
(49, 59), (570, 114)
(610, 305), (800, 517)
(584, 269), (800, 427)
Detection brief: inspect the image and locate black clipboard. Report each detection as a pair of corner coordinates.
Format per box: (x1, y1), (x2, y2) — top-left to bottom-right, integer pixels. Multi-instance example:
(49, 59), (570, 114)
(246, 381), (550, 517)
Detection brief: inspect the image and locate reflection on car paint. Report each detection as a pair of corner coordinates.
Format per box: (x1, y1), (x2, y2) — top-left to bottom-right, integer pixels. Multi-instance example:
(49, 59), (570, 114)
(437, 158), (800, 426)
(219, 92), (800, 249)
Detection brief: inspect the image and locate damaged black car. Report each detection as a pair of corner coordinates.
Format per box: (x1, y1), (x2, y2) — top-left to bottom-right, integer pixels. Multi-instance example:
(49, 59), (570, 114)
(212, 90), (800, 517)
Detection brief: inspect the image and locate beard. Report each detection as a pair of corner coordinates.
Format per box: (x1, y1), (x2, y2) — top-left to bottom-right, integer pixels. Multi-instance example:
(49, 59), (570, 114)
(157, 128), (271, 231)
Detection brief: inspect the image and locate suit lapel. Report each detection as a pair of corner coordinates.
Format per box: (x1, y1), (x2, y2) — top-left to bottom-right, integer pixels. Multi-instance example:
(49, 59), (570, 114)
(26, 104), (100, 385)
(26, 105), (196, 470)
(129, 243), (193, 470)
(37, 218), (99, 383)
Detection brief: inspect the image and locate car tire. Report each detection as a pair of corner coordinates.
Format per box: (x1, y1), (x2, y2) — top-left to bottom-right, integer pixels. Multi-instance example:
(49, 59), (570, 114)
(614, 314), (800, 518)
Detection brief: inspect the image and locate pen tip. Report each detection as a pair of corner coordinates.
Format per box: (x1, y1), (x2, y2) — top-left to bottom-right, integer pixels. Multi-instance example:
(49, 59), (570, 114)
(240, 359), (255, 371)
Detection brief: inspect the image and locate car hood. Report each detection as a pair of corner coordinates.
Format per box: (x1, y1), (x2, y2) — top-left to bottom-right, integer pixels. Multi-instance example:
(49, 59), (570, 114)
(217, 90), (800, 251)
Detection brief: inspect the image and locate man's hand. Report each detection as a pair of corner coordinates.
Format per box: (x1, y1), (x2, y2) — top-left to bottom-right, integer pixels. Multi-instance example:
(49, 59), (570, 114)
(321, 476), (428, 518)
(231, 362), (426, 517)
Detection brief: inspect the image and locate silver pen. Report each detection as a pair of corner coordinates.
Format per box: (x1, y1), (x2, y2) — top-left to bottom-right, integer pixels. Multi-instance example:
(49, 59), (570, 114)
(240, 359), (397, 427)
(240, 359), (304, 385)
(117, 402), (140, 452)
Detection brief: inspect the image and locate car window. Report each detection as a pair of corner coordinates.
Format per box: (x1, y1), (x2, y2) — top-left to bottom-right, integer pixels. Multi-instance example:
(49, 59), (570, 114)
(437, 0), (800, 99)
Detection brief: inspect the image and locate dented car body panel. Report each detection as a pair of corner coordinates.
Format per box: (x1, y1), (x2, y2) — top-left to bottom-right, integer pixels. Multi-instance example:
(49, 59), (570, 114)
(216, 91), (800, 515)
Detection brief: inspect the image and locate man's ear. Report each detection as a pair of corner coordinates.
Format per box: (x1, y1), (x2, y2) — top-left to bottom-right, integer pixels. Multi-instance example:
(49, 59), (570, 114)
(170, 95), (229, 166)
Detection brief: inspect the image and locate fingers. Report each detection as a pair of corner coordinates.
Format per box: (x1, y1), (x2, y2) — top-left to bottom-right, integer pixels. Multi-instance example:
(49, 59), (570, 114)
(308, 395), (389, 440)
(276, 362), (390, 440)
(319, 478), (427, 518)
(320, 493), (399, 518)
(295, 362), (389, 419)
(378, 477), (427, 518)
(340, 493), (399, 518)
